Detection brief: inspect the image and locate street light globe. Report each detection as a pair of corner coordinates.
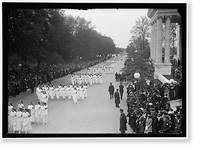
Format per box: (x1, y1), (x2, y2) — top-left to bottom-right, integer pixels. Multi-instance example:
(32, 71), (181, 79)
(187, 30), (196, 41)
(134, 72), (140, 79)
(169, 79), (175, 83)
(18, 64), (22, 67)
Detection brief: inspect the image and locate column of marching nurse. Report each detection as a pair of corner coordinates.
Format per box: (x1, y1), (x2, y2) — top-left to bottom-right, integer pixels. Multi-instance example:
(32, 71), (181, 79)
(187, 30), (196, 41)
(8, 55), (121, 133)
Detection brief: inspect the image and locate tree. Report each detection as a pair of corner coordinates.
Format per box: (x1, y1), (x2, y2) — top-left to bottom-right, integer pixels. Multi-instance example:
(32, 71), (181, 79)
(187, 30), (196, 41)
(65, 15), (116, 61)
(122, 15), (154, 89)
(7, 9), (117, 67)
(7, 9), (73, 66)
(130, 16), (150, 55)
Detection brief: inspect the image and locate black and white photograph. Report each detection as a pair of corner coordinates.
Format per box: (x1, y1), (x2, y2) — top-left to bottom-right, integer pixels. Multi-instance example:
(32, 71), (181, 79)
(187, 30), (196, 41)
(2, 2), (187, 138)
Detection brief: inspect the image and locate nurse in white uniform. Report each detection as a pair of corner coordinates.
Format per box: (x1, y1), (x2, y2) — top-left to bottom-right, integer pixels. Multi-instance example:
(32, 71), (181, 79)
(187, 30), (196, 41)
(72, 87), (78, 104)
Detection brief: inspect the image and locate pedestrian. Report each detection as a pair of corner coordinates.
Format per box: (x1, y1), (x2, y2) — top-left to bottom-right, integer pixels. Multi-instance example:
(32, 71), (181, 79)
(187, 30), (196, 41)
(114, 89), (120, 108)
(34, 102), (41, 124)
(80, 85), (85, 100)
(8, 103), (14, 129)
(17, 100), (24, 110)
(156, 111), (163, 134)
(10, 108), (17, 133)
(41, 102), (48, 125)
(41, 91), (48, 105)
(137, 113), (146, 134)
(151, 112), (158, 134)
(159, 115), (172, 134)
(30, 78), (35, 93)
(144, 114), (152, 134)
(22, 109), (30, 134)
(55, 86), (60, 100)
(119, 83), (124, 99)
(72, 87), (78, 104)
(119, 109), (127, 134)
(16, 108), (23, 133)
(174, 113), (182, 133)
(129, 111), (137, 133)
(108, 83), (114, 99)
(27, 102), (35, 123)
(49, 86), (55, 100)
(83, 84), (88, 98)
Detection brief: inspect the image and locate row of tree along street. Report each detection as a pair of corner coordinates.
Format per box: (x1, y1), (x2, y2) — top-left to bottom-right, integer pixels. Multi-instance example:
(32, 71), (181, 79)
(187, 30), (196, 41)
(6, 9), (126, 97)
(6, 9), (123, 67)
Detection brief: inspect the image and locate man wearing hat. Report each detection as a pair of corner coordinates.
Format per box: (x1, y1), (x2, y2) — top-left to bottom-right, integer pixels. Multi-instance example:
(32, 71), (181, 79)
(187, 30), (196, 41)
(174, 113), (182, 133)
(119, 83), (124, 100)
(114, 89), (120, 108)
(108, 83), (114, 99)
(159, 115), (172, 134)
(156, 112), (163, 134)
(119, 109), (127, 134)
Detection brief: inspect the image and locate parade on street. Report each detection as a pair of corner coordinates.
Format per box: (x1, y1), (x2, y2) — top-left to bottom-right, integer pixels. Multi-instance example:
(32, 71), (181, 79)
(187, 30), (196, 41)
(8, 55), (135, 133)
(7, 54), (182, 134)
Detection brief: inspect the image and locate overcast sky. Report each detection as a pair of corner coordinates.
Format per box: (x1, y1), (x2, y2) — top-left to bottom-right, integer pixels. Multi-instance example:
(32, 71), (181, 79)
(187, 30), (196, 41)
(64, 9), (148, 48)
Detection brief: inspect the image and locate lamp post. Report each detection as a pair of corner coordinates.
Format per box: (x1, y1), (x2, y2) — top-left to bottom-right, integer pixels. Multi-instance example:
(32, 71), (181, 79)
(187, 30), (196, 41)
(134, 72), (140, 88)
(134, 72), (140, 106)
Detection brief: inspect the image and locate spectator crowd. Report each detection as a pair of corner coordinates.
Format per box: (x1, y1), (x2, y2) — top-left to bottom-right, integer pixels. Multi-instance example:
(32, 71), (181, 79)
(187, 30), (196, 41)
(124, 80), (182, 134)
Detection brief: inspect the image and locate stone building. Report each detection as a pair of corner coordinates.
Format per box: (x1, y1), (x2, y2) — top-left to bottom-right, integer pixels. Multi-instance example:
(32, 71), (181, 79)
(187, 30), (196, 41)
(147, 9), (182, 83)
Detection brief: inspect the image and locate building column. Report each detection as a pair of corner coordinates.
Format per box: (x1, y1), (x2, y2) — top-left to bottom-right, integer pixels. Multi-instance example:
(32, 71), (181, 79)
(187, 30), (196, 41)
(164, 17), (171, 64)
(155, 17), (163, 64)
(153, 22), (157, 61)
(150, 23), (154, 59)
(178, 22), (182, 61)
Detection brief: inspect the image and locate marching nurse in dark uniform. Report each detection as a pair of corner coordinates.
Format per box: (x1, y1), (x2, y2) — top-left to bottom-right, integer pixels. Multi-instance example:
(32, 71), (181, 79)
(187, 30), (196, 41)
(119, 109), (127, 134)
(114, 89), (120, 108)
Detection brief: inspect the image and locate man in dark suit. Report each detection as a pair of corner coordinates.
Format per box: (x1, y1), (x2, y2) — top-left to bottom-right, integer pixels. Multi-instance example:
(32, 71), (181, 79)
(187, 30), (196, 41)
(159, 115), (172, 134)
(151, 111), (158, 134)
(108, 83), (114, 99)
(114, 89), (120, 108)
(119, 109), (127, 134)
(157, 112), (163, 134)
(119, 83), (124, 99)
(174, 113), (182, 133)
